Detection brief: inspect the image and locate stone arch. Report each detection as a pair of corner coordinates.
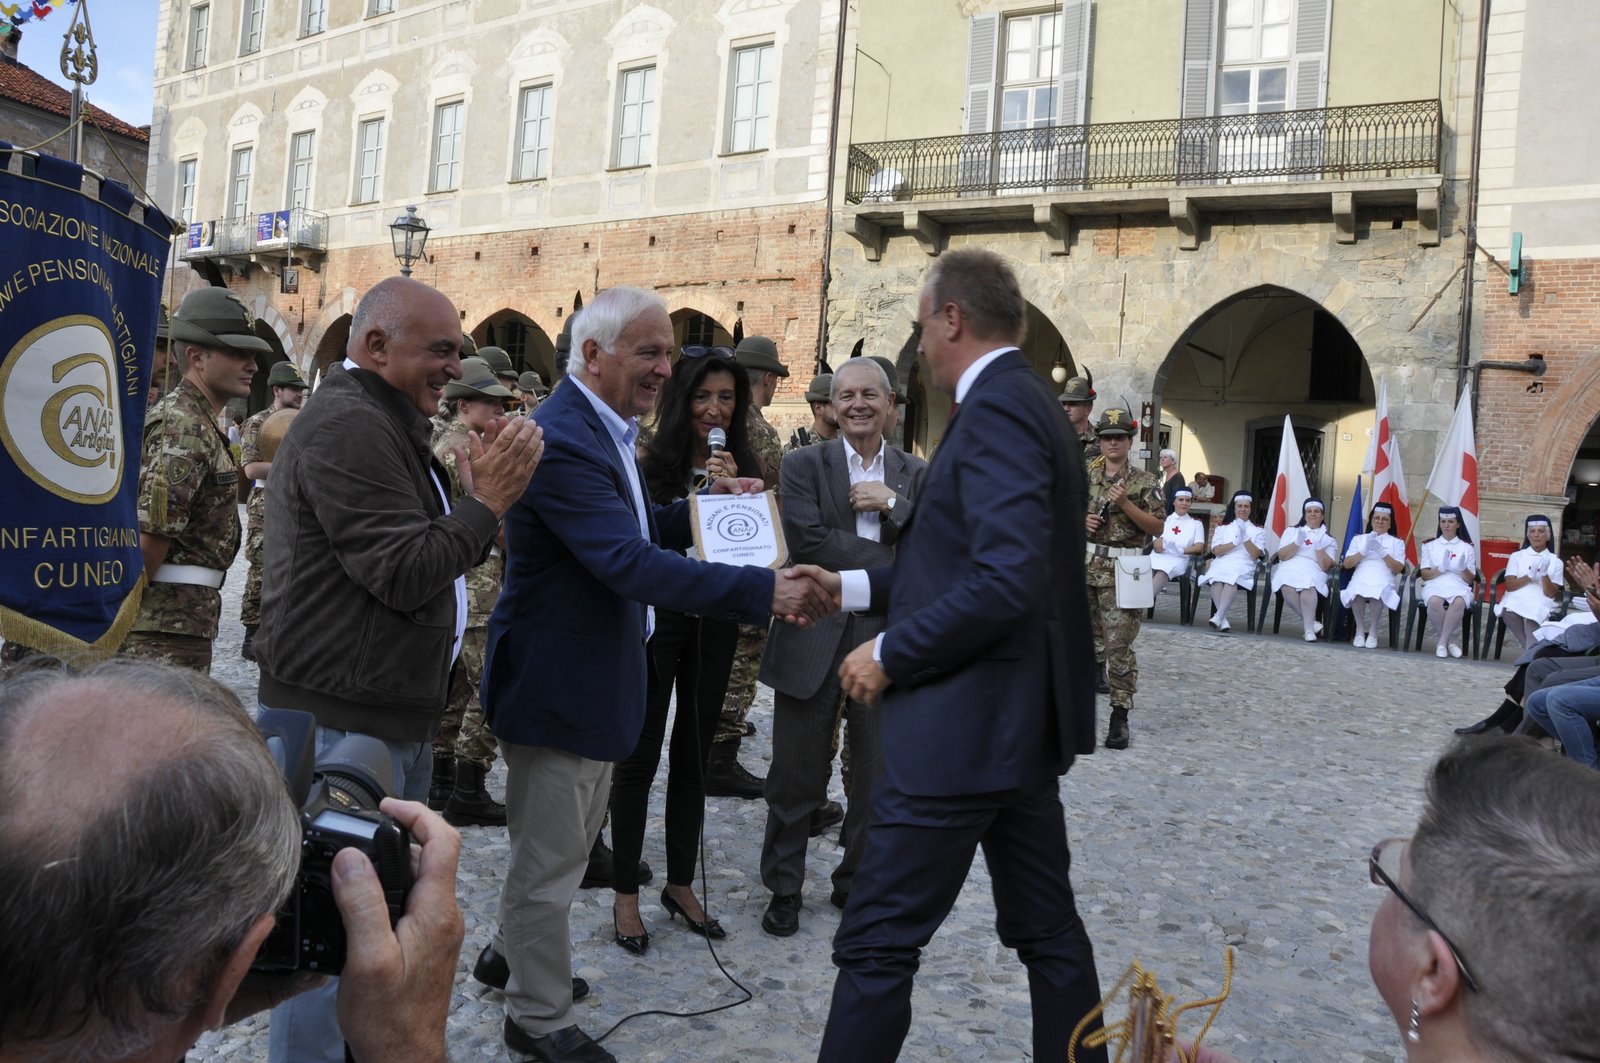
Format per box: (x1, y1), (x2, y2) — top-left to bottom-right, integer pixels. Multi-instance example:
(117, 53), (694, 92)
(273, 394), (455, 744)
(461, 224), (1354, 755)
(1142, 249), (1388, 391)
(1154, 284), (1376, 508)
(305, 288), (359, 367)
(473, 308), (556, 381)
(1529, 355), (1600, 497)
(249, 296), (296, 364)
(662, 291), (741, 341)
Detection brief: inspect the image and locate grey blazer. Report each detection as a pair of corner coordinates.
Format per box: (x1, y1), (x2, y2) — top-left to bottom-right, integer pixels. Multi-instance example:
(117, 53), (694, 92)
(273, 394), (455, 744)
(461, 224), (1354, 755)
(759, 437), (928, 700)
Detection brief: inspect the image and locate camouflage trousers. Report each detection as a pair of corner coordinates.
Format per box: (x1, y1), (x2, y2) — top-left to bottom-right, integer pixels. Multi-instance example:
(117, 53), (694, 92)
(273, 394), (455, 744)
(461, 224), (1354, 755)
(828, 689), (854, 792)
(120, 631), (214, 674)
(714, 620), (770, 746)
(1088, 582), (1141, 712)
(240, 488), (265, 627)
(435, 625), (497, 769)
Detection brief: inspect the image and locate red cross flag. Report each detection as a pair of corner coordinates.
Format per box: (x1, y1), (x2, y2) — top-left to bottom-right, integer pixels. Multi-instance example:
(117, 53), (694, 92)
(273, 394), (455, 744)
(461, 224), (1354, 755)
(1424, 386), (1480, 544)
(1264, 415), (1311, 552)
(1368, 380), (1416, 563)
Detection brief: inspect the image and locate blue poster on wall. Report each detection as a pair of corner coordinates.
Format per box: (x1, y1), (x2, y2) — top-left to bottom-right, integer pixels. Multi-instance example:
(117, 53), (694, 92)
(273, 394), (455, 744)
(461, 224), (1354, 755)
(0, 148), (174, 655)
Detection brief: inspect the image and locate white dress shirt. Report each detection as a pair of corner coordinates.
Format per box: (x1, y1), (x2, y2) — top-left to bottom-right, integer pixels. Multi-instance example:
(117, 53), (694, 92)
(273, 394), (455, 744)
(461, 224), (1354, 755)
(845, 436), (888, 543)
(569, 373), (655, 638)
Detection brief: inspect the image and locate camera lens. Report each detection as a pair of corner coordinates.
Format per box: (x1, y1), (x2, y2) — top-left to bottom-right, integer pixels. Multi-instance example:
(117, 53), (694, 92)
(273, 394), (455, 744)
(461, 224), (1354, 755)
(316, 734), (396, 812)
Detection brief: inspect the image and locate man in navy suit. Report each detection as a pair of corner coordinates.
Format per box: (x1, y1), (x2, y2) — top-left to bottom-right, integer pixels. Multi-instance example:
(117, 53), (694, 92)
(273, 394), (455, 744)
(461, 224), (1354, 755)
(478, 287), (833, 1063)
(757, 358), (928, 937)
(817, 249), (1107, 1062)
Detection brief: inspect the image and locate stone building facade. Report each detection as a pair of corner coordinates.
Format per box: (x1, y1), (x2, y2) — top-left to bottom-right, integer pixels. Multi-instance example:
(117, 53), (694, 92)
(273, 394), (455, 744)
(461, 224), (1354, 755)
(149, 0), (840, 424)
(1469, 0), (1600, 562)
(826, 0), (1521, 533)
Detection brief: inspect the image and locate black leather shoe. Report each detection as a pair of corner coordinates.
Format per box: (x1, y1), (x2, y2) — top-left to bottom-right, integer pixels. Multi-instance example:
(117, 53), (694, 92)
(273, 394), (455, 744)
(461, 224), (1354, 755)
(503, 1019), (616, 1063)
(427, 754), (455, 813)
(1095, 662), (1110, 694)
(829, 888), (848, 910)
(580, 836), (651, 889)
(444, 761), (507, 827)
(1104, 707), (1130, 750)
(240, 624), (258, 662)
(743, 720), (757, 736)
(1455, 699), (1522, 736)
(471, 945), (588, 1001)
(613, 912), (649, 955)
(660, 887), (726, 939)
(809, 800), (844, 837)
(762, 892), (802, 937)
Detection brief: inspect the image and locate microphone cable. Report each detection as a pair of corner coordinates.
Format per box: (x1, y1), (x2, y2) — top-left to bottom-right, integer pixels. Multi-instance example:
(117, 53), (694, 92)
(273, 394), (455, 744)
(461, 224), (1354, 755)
(594, 606), (756, 1044)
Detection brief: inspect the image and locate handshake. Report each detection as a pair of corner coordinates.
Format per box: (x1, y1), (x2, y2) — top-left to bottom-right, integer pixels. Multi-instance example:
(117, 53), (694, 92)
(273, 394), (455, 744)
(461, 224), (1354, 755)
(770, 564), (843, 627)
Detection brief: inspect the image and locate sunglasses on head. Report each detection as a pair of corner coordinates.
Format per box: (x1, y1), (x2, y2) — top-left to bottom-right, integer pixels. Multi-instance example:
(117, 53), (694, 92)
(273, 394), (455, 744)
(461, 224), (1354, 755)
(681, 345), (736, 361)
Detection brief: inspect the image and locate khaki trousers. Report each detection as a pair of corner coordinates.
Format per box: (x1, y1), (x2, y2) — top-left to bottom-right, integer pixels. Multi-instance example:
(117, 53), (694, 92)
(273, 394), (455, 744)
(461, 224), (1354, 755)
(495, 742), (612, 1034)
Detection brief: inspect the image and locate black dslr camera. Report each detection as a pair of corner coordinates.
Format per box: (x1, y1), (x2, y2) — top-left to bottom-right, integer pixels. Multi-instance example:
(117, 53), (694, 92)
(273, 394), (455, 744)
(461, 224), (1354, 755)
(251, 708), (412, 975)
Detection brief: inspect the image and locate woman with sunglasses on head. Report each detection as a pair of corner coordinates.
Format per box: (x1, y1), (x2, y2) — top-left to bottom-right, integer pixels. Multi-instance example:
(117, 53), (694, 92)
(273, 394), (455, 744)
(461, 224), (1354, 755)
(1271, 498), (1338, 642)
(1494, 514), (1564, 652)
(1340, 501), (1407, 648)
(1419, 506), (1477, 658)
(1184, 736), (1600, 1063)
(1198, 492), (1266, 632)
(609, 346), (755, 955)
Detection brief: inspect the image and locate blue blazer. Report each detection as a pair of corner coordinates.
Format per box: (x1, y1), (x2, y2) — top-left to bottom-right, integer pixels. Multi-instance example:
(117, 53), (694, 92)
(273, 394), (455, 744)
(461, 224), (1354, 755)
(481, 381), (774, 762)
(868, 350), (1097, 797)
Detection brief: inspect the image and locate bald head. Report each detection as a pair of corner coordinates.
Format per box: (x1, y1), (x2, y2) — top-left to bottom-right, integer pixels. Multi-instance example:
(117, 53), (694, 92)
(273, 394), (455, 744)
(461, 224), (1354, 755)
(346, 277), (465, 414)
(0, 661), (299, 1060)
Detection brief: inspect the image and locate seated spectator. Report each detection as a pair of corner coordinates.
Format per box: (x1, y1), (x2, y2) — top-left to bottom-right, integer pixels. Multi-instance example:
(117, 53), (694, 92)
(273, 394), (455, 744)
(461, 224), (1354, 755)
(1198, 492), (1265, 632)
(1340, 502), (1406, 649)
(1270, 498), (1337, 642)
(1150, 488), (1205, 598)
(1188, 736), (1600, 1062)
(1418, 507), (1477, 658)
(1525, 675), (1600, 770)
(1495, 515), (1564, 651)
(0, 659), (463, 1063)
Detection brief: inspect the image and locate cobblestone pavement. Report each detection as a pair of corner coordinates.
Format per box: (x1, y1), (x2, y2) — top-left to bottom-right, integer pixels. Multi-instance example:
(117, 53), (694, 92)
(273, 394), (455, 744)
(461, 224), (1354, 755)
(192, 542), (1512, 1062)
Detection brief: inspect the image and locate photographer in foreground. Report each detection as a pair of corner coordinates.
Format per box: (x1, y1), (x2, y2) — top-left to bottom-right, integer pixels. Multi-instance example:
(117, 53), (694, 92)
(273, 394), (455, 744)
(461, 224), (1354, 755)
(0, 660), (463, 1063)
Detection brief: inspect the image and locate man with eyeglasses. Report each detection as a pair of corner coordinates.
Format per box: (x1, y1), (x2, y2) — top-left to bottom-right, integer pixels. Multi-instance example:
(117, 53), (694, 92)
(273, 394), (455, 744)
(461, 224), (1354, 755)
(703, 335), (793, 799)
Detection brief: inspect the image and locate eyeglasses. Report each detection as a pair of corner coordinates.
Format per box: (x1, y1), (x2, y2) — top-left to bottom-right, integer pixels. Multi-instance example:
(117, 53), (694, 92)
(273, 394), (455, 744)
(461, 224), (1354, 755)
(681, 345), (735, 361)
(1369, 837), (1481, 992)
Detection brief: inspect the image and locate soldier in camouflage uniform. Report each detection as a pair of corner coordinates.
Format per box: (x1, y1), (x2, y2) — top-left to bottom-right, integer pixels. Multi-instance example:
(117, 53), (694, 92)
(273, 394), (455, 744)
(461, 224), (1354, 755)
(1059, 372), (1099, 467)
(786, 373), (836, 452)
(238, 361), (309, 661)
(122, 288), (267, 673)
(1084, 406), (1166, 750)
(705, 335), (788, 799)
(429, 357), (515, 827)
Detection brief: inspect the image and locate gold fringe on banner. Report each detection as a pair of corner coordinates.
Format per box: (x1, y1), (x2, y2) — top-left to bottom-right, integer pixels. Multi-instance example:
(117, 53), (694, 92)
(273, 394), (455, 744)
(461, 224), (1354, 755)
(0, 573), (146, 662)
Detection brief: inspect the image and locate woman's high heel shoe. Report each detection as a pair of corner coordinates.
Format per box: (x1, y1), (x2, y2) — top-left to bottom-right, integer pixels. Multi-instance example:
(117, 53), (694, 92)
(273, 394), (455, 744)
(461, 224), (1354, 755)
(660, 888), (727, 940)
(613, 911), (650, 955)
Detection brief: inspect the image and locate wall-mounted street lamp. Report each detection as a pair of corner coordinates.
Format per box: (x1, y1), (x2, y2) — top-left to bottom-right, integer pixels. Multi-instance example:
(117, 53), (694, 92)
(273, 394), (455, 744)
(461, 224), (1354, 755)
(389, 205), (430, 277)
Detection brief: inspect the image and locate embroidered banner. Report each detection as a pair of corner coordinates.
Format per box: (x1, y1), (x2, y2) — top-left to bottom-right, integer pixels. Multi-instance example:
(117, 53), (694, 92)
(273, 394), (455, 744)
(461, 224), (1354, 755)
(0, 149), (173, 655)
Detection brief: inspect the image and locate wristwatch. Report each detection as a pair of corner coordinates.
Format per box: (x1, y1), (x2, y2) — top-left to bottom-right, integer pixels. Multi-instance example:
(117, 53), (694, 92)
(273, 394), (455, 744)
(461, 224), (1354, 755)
(885, 494), (897, 513)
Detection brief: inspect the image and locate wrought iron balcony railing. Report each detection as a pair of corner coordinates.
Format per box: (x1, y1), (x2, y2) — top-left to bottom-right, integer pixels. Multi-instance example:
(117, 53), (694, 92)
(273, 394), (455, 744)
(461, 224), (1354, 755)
(846, 99), (1442, 204)
(182, 207), (329, 259)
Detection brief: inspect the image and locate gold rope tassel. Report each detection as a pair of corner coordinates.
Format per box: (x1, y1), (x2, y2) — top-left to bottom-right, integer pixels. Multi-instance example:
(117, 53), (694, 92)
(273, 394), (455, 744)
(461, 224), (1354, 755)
(1068, 947), (1235, 1063)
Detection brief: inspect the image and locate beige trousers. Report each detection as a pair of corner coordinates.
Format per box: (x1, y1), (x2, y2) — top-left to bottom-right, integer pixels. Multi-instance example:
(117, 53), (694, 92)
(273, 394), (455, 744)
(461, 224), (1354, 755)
(495, 742), (612, 1034)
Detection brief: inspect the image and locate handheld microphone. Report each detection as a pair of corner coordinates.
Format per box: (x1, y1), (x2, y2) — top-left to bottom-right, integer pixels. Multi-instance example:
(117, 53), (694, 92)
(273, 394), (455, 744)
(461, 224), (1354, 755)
(707, 427), (727, 453)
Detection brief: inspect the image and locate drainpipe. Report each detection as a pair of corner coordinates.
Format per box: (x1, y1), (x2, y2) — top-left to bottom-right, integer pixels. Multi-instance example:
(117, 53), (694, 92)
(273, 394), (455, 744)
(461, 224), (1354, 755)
(1454, 0), (1492, 403)
(816, 0), (850, 374)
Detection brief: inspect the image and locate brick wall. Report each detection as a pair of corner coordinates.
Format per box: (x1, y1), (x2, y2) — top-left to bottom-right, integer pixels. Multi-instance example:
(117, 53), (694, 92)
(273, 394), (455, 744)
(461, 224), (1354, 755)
(1478, 256), (1600, 496)
(202, 201), (829, 427)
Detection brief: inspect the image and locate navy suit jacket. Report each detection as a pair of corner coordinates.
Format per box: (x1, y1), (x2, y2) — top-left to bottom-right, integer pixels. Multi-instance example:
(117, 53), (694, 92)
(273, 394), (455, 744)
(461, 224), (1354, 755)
(481, 380), (775, 762)
(867, 350), (1097, 797)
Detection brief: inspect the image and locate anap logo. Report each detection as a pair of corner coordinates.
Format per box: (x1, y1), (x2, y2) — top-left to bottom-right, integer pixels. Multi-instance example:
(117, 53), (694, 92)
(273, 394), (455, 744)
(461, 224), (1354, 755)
(0, 315), (125, 505)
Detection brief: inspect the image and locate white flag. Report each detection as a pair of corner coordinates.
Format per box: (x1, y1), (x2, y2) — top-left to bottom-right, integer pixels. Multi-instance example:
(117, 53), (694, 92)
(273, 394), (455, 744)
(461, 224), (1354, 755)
(1424, 386), (1480, 544)
(1264, 416), (1312, 552)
